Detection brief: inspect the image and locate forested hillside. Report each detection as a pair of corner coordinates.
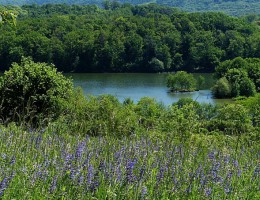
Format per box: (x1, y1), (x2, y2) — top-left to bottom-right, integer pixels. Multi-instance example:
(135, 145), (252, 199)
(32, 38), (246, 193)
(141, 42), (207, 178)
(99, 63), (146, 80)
(1, 4), (259, 73)
(0, 0), (259, 16)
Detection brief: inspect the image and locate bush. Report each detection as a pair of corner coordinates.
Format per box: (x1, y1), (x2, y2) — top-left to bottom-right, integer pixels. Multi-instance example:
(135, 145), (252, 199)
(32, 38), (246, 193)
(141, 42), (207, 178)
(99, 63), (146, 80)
(0, 57), (73, 123)
(205, 104), (253, 134)
(167, 71), (197, 92)
(149, 57), (164, 72)
(239, 77), (256, 97)
(212, 77), (231, 98)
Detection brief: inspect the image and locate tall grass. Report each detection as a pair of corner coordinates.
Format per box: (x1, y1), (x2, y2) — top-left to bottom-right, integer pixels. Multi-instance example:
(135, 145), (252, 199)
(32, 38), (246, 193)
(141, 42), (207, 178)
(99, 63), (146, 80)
(0, 124), (259, 199)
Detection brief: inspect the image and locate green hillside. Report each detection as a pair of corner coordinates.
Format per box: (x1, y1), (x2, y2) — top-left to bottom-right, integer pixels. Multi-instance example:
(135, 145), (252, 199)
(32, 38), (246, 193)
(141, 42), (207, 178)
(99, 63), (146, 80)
(0, 0), (259, 16)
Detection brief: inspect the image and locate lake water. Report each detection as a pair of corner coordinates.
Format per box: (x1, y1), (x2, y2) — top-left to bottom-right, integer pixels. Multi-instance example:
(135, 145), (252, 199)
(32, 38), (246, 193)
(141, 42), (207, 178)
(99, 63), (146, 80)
(67, 73), (232, 105)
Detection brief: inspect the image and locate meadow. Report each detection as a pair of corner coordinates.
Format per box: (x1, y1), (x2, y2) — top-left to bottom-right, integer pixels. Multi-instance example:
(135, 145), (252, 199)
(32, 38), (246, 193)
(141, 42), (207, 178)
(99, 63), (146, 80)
(0, 91), (259, 199)
(0, 122), (259, 199)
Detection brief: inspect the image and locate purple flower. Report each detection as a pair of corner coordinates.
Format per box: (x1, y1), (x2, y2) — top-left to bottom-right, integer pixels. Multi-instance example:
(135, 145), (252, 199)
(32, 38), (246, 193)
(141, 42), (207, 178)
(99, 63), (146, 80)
(237, 169), (242, 177)
(224, 186), (231, 194)
(252, 166), (260, 181)
(0, 177), (8, 194)
(69, 168), (78, 180)
(204, 187), (212, 197)
(50, 176), (57, 194)
(195, 165), (202, 179)
(65, 153), (73, 165)
(126, 158), (137, 183)
(141, 186), (148, 199)
(224, 155), (230, 164)
(115, 166), (122, 183)
(156, 167), (165, 184)
(233, 159), (239, 168)
(0, 173), (15, 197)
(75, 141), (86, 160)
(87, 164), (94, 186)
(226, 171), (232, 179)
(78, 175), (84, 185)
(208, 151), (215, 160)
(35, 135), (42, 149)
(10, 156), (16, 165)
(139, 166), (145, 181)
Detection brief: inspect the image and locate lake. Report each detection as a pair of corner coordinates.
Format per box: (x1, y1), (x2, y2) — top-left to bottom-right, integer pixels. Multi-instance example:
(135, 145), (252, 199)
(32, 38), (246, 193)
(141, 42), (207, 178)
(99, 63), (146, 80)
(66, 73), (232, 105)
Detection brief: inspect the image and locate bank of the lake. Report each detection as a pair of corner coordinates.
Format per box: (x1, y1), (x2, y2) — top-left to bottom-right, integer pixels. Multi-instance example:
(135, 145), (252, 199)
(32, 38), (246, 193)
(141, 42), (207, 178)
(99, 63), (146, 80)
(67, 73), (232, 105)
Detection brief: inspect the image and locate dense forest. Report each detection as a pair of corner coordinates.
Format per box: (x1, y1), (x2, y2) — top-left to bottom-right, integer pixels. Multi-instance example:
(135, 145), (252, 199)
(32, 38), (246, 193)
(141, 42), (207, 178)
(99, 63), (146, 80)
(0, 0), (260, 16)
(0, 4), (260, 73)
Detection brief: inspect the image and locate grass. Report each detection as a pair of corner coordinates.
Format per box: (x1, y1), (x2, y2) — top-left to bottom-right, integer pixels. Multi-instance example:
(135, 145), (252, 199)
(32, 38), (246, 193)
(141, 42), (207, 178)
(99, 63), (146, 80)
(0, 123), (259, 199)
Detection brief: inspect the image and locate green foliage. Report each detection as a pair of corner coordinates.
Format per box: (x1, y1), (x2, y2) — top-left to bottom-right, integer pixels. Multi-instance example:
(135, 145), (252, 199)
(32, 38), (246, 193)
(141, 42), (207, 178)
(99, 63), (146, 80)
(212, 77), (231, 98)
(167, 71), (197, 92)
(239, 76), (256, 97)
(135, 97), (164, 130)
(213, 57), (259, 98)
(0, 10), (17, 26)
(1, 0), (259, 16)
(148, 57), (164, 72)
(236, 94), (260, 127)
(0, 57), (73, 123)
(59, 93), (139, 137)
(197, 75), (205, 90)
(204, 104), (253, 134)
(0, 4), (260, 73)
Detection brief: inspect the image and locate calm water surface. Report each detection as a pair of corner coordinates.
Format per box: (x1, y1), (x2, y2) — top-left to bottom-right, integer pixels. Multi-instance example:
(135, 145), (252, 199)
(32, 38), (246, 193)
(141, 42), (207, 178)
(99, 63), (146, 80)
(67, 73), (232, 105)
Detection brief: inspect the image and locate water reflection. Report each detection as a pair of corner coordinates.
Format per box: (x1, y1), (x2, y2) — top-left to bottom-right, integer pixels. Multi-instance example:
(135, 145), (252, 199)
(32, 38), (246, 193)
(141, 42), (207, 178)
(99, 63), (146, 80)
(66, 73), (232, 105)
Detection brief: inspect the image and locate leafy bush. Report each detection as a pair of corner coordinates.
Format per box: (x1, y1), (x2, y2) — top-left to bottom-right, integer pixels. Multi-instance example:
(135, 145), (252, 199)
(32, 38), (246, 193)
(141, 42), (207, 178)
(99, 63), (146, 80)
(135, 97), (165, 130)
(167, 71), (197, 92)
(149, 57), (164, 72)
(60, 94), (139, 137)
(0, 57), (73, 123)
(205, 104), (253, 134)
(237, 93), (260, 127)
(214, 57), (259, 97)
(212, 77), (231, 98)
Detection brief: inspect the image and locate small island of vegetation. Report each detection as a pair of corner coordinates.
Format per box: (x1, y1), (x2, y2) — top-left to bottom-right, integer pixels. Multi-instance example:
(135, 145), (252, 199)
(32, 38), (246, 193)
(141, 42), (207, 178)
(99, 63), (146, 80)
(167, 71), (201, 92)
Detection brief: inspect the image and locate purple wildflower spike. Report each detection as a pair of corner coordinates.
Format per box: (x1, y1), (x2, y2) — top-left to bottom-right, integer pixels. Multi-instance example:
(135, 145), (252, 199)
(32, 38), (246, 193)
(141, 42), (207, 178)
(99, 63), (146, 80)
(50, 176), (57, 194)
(141, 186), (148, 199)
(204, 187), (212, 197)
(126, 158), (137, 183)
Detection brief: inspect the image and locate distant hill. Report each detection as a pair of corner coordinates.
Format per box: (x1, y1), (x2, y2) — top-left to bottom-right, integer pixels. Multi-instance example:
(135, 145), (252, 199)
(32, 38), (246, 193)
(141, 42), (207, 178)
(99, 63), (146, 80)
(0, 0), (259, 16)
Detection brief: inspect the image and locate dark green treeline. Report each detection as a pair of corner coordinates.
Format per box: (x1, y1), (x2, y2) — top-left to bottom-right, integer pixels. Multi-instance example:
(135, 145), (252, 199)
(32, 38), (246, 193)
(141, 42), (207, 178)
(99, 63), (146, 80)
(0, 4), (260, 73)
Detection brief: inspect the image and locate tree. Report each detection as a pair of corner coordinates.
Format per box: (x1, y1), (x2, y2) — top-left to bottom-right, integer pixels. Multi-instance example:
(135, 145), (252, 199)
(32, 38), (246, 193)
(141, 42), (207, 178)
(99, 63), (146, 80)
(239, 77), (256, 97)
(212, 77), (231, 98)
(225, 68), (253, 97)
(0, 57), (73, 123)
(167, 71), (197, 92)
(0, 10), (17, 26)
(197, 75), (205, 90)
(149, 57), (164, 72)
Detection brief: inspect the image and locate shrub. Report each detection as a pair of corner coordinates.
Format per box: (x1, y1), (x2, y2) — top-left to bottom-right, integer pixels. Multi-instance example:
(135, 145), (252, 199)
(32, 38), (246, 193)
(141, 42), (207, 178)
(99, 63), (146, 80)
(0, 57), (73, 123)
(135, 97), (165, 130)
(60, 94), (139, 137)
(167, 71), (197, 92)
(149, 57), (164, 72)
(239, 77), (256, 97)
(212, 77), (231, 98)
(205, 104), (253, 134)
